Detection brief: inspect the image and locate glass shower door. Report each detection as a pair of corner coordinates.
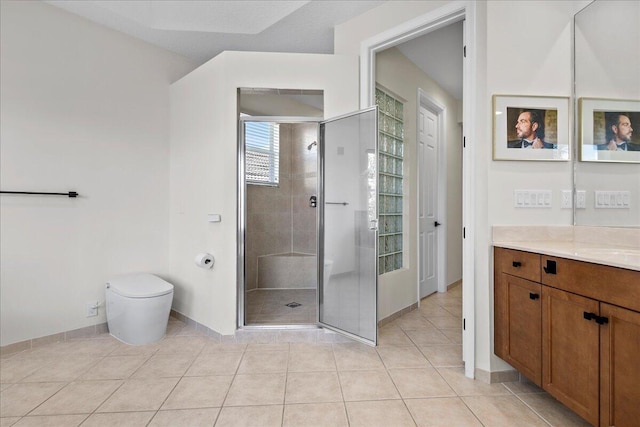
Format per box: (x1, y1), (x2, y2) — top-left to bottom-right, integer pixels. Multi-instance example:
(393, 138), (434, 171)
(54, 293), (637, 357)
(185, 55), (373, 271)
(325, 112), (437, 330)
(318, 107), (378, 345)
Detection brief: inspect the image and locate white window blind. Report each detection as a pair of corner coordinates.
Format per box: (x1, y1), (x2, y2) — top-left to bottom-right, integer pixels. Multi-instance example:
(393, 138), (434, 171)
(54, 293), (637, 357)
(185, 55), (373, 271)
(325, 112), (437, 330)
(245, 122), (280, 185)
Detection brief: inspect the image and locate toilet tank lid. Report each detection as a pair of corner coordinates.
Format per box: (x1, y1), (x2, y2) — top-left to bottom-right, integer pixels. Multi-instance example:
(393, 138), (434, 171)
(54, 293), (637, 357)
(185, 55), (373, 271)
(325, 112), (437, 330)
(106, 274), (173, 298)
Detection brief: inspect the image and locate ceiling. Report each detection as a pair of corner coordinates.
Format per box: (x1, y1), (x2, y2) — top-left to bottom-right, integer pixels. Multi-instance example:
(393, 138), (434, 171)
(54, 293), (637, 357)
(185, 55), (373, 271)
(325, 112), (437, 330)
(46, 1), (384, 65)
(46, 0), (462, 99)
(396, 21), (464, 100)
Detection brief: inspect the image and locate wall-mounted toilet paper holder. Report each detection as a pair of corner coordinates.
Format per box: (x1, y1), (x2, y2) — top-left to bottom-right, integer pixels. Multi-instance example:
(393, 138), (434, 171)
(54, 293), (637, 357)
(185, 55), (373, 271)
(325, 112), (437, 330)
(195, 253), (215, 269)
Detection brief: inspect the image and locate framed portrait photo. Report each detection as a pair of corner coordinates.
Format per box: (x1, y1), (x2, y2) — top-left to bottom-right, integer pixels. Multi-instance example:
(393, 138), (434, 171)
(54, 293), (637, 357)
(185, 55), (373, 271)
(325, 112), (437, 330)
(579, 98), (640, 163)
(493, 95), (570, 161)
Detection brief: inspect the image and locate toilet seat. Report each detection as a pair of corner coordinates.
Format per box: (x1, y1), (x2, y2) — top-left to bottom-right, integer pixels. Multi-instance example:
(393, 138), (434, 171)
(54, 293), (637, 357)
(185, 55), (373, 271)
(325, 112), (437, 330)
(106, 273), (173, 298)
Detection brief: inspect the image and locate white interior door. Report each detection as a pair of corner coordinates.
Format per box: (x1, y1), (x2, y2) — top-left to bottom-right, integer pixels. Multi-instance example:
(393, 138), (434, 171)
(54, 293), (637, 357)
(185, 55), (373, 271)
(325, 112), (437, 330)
(318, 107), (378, 346)
(419, 105), (439, 299)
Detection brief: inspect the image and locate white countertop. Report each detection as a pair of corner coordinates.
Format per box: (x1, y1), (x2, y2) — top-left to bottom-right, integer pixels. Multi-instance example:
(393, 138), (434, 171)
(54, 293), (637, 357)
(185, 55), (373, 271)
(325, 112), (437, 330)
(492, 226), (640, 272)
(493, 240), (640, 271)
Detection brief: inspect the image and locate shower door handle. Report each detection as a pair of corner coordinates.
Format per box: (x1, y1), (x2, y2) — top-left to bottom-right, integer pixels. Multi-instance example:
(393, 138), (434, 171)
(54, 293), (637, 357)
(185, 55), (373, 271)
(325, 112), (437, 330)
(369, 219), (378, 231)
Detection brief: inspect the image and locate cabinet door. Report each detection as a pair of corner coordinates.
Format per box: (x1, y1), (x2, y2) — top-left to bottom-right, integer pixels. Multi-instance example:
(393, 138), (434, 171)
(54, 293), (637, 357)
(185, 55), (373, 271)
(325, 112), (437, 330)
(600, 303), (640, 427)
(542, 286), (599, 426)
(495, 273), (542, 385)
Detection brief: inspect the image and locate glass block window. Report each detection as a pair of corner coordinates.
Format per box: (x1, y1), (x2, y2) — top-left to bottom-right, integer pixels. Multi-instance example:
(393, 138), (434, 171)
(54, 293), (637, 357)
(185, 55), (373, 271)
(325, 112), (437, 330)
(375, 88), (404, 275)
(245, 121), (280, 185)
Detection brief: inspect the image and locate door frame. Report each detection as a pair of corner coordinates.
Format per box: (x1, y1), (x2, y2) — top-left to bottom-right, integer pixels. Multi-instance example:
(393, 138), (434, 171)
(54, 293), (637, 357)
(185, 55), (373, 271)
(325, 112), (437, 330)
(236, 115), (322, 330)
(417, 89), (447, 299)
(359, 0), (476, 378)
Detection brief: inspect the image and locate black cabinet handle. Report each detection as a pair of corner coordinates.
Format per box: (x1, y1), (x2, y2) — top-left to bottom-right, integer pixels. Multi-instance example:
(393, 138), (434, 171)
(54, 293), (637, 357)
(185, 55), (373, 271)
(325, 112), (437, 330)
(583, 312), (609, 325)
(543, 260), (557, 275)
(529, 293), (540, 300)
(512, 261), (522, 268)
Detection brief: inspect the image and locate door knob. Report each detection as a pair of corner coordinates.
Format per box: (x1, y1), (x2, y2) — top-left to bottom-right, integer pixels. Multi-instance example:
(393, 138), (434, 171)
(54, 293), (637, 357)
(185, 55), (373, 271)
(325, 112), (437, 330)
(434, 221), (441, 227)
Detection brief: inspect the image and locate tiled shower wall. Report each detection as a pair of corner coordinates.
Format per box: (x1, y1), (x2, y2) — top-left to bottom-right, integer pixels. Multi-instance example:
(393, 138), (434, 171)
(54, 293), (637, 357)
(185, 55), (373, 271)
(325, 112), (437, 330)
(291, 123), (318, 254)
(246, 123), (317, 290)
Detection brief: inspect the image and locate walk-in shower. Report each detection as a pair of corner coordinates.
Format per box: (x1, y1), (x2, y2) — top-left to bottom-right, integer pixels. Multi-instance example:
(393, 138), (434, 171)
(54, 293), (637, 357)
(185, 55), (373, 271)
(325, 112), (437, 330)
(237, 89), (378, 345)
(243, 121), (319, 325)
(237, 88), (325, 327)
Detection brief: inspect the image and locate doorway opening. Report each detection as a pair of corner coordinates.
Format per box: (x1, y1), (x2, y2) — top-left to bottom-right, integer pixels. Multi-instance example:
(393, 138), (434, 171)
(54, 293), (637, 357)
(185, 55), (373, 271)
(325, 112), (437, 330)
(237, 88), (323, 328)
(243, 119), (320, 326)
(362, 2), (476, 376)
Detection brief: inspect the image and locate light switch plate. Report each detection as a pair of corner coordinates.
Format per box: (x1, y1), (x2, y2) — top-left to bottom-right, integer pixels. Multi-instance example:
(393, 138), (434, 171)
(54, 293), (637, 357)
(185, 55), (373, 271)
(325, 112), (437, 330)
(594, 191), (631, 209)
(514, 190), (552, 208)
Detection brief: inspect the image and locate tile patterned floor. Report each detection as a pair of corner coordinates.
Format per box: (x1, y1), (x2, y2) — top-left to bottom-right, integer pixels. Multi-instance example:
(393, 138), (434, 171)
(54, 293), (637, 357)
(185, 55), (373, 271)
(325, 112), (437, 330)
(245, 289), (316, 325)
(0, 285), (590, 426)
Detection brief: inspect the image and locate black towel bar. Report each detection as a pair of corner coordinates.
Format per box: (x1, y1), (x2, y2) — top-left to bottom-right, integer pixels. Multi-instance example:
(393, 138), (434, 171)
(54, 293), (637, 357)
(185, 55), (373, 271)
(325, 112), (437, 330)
(0, 191), (78, 198)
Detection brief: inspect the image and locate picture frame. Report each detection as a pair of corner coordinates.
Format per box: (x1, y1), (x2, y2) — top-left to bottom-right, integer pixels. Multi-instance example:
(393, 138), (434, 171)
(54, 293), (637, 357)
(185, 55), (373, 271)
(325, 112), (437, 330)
(579, 98), (640, 163)
(493, 95), (570, 161)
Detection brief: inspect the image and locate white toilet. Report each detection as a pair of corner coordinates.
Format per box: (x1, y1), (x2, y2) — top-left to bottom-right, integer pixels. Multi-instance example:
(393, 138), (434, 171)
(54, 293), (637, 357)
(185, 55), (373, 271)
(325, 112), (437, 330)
(105, 273), (174, 345)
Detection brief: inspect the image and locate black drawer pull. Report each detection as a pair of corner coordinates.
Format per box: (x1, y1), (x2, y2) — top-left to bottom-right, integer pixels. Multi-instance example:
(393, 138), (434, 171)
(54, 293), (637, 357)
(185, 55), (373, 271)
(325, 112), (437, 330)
(583, 312), (609, 325)
(512, 261), (522, 268)
(543, 260), (557, 275)
(529, 293), (540, 300)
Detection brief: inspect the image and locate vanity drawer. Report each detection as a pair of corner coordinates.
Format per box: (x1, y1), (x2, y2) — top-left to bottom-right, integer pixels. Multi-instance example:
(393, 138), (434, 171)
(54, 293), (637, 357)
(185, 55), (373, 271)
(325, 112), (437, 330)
(495, 247), (541, 282)
(541, 256), (640, 312)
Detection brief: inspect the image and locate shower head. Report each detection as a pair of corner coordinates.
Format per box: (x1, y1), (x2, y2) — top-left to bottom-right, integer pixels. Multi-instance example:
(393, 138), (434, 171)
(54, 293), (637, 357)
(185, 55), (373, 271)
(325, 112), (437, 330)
(307, 141), (317, 150)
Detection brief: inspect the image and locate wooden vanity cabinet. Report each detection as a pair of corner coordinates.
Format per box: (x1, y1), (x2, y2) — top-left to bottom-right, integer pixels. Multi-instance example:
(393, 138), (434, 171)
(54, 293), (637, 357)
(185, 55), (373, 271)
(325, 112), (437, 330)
(540, 255), (640, 427)
(495, 247), (640, 427)
(541, 285), (600, 426)
(494, 248), (542, 386)
(599, 303), (640, 427)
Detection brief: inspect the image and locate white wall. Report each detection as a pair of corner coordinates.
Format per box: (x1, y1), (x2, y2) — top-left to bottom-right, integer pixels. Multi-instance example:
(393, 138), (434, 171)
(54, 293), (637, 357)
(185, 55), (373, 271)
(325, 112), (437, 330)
(487, 0), (579, 227)
(169, 52), (359, 335)
(375, 47), (463, 320)
(0, 1), (195, 346)
(335, 0), (588, 373)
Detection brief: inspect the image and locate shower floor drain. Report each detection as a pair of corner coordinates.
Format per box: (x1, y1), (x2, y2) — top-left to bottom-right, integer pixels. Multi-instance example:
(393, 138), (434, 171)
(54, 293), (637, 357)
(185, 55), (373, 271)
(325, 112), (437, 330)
(285, 302), (302, 308)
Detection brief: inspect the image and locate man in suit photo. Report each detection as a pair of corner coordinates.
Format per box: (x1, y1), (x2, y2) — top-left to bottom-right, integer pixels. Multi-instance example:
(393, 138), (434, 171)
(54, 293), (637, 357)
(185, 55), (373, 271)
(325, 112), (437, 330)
(507, 109), (554, 149)
(597, 112), (639, 151)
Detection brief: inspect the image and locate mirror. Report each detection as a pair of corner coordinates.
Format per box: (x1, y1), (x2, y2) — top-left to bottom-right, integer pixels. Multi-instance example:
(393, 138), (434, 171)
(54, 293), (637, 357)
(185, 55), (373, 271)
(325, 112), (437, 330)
(574, 0), (640, 227)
